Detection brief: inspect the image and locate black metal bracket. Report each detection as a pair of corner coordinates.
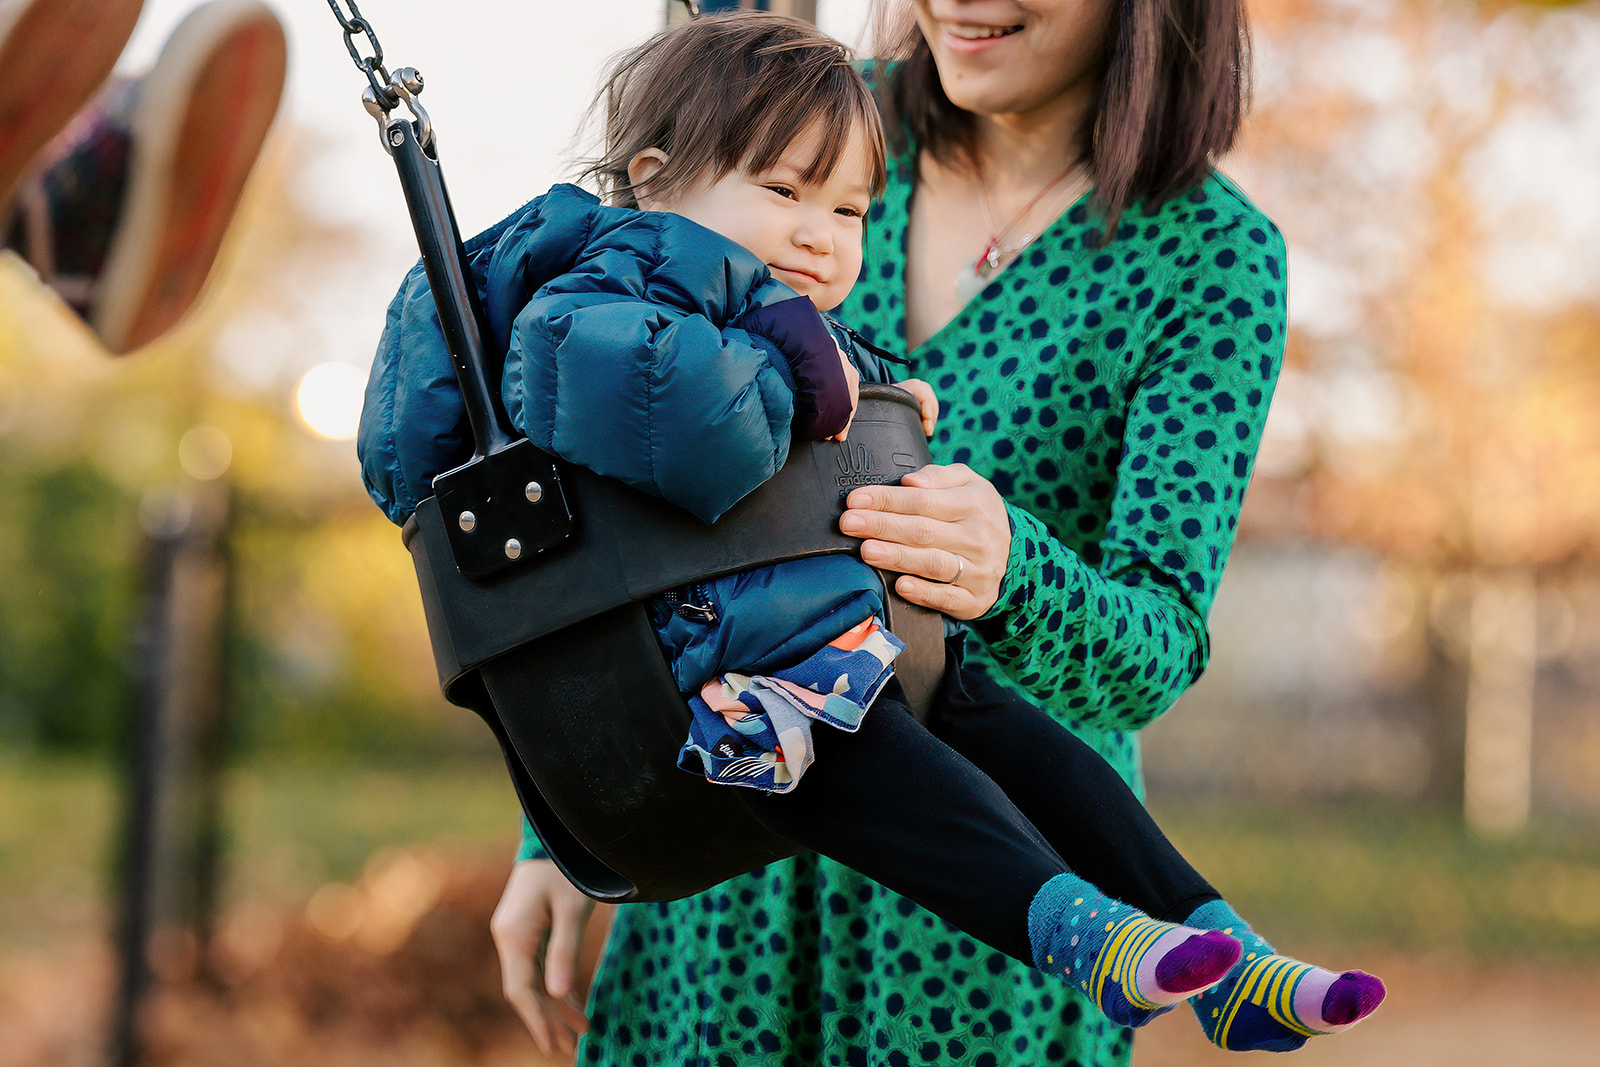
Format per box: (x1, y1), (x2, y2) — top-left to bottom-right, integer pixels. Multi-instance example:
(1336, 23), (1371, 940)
(385, 111), (574, 579)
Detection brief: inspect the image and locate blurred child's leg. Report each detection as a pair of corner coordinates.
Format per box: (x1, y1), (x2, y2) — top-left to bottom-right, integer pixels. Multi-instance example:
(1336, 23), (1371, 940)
(927, 661), (1385, 1047)
(91, 0), (284, 352)
(0, 0), (142, 210)
(733, 677), (1239, 1027)
(5, 0), (285, 354)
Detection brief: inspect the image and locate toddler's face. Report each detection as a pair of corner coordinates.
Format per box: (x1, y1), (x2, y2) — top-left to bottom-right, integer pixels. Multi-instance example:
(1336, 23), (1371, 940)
(637, 121), (873, 313)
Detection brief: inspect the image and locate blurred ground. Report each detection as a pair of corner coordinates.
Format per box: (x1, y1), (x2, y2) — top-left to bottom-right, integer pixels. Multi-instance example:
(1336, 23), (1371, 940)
(8, 759), (1600, 1066)
(0, 849), (585, 1067)
(1136, 951), (1600, 1067)
(5, 842), (1600, 1067)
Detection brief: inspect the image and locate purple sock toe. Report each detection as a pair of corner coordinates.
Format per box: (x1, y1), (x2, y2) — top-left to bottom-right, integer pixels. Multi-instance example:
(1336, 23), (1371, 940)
(1321, 971), (1386, 1026)
(1154, 930), (1243, 995)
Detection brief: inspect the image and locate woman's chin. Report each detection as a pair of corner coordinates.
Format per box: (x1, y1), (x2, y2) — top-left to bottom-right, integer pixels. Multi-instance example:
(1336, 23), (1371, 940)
(941, 82), (1030, 120)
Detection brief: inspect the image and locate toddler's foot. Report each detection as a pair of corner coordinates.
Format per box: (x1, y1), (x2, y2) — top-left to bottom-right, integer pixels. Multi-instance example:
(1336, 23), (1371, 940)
(1027, 874), (1242, 1028)
(1185, 901), (1386, 1051)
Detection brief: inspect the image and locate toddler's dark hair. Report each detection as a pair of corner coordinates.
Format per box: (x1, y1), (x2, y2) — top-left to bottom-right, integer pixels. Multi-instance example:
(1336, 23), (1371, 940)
(582, 13), (886, 208)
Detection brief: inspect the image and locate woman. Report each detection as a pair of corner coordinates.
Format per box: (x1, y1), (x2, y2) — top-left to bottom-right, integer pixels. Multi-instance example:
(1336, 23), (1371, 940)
(492, 1), (1286, 1063)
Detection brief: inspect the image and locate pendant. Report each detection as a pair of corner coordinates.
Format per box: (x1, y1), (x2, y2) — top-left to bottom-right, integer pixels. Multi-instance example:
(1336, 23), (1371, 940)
(954, 239), (1000, 304)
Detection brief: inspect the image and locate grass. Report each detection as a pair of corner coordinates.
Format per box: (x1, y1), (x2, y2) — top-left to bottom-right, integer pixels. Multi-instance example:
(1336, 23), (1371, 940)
(6, 752), (1600, 965)
(221, 755), (523, 903)
(0, 758), (119, 953)
(1148, 797), (1600, 964)
(0, 752), (520, 953)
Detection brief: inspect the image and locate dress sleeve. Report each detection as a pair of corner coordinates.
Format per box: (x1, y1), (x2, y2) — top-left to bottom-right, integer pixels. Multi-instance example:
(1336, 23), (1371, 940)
(517, 818), (549, 862)
(971, 219), (1287, 732)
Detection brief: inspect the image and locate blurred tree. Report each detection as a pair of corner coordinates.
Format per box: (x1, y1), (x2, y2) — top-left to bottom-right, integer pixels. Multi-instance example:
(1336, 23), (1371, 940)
(1235, 0), (1600, 833)
(0, 457), (138, 753)
(0, 128), (474, 765)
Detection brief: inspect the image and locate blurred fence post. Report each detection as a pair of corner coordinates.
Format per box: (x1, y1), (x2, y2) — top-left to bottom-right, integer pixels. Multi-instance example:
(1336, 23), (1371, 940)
(108, 476), (234, 1067)
(1462, 568), (1536, 838)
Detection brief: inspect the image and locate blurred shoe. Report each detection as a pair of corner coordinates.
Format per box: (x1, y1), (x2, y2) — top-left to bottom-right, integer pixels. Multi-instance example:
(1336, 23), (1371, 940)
(0, 0), (143, 211)
(8, 0), (286, 354)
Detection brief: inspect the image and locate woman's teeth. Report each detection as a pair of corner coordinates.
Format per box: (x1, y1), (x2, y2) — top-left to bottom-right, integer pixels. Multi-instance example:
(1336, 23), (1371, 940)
(949, 24), (1021, 40)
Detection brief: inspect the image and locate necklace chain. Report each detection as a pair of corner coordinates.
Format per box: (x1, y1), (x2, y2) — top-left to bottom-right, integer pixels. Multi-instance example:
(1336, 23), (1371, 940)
(975, 162), (1085, 272)
(956, 162), (1087, 304)
(952, 159), (1090, 304)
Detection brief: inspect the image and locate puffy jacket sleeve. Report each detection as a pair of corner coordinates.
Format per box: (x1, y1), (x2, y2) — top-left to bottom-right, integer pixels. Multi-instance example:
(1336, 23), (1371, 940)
(498, 209), (848, 523)
(357, 197), (540, 526)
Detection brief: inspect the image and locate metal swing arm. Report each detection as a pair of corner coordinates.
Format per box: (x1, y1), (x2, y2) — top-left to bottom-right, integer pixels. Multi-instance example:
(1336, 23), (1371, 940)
(372, 75), (507, 458)
(329, 0), (574, 581)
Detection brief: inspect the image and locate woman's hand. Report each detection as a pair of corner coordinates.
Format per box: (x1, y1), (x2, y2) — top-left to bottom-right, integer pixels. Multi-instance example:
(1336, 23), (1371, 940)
(897, 378), (939, 436)
(490, 859), (598, 1055)
(840, 462), (1010, 620)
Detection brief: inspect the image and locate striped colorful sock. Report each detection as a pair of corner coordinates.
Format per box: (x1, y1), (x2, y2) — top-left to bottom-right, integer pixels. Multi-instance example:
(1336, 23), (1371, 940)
(1027, 874), (1242, 1028)
(1185, 900), (1387, 1052)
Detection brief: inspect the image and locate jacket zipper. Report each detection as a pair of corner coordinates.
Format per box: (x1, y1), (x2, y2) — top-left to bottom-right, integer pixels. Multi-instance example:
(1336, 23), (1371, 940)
(662, 582), (718, 623)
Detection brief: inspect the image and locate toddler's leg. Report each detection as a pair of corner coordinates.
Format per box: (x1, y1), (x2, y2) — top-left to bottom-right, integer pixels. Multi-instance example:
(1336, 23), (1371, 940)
(1184, 900), (1386, 1051)
(921, 664), (1384, 1043)
(926, 663), (1220, 923)
(736, 681), (1061, 962)
(734, 686), (1237, 1026)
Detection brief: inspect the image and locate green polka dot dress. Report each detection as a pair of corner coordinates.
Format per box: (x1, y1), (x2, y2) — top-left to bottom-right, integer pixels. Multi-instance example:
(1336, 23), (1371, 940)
(552, 163), (1286, 1067)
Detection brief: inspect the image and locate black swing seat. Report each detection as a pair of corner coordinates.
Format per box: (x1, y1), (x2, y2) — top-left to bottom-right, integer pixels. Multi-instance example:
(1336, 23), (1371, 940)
(403, 384), (941, 903)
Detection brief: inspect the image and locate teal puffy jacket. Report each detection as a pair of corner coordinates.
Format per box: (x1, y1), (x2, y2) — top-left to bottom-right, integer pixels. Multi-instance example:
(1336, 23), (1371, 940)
(358, 183), (895, 691)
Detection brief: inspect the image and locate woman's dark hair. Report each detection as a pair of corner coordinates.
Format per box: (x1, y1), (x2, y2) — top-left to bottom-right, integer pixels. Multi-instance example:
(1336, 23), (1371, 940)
(582, 13), (887, 208)
(876, 0), (1250, 232)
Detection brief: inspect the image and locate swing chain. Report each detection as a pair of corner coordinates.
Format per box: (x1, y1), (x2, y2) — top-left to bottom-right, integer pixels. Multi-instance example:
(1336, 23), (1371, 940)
(325, 0), (432, 154)
(326, 0), (396, 109)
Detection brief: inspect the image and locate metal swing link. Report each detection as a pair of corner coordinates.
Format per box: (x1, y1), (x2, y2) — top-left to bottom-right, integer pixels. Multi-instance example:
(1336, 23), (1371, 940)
(324, 1), (430, 155)
(385, 68), (433, 152)
(325, 0), (397, 108)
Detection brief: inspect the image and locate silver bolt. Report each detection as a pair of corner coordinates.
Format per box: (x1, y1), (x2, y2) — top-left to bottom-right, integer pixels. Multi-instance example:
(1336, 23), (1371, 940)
(504, 538), (522, 560)
(458, 511), (477, 532)
(389, 127), (405, 147)
(525, 481), (543, 504)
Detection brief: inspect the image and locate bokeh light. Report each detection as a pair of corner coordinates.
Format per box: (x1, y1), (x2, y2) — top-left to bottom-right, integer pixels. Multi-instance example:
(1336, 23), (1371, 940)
(178, 425), (233, 481)
(295, 362), (368, 440)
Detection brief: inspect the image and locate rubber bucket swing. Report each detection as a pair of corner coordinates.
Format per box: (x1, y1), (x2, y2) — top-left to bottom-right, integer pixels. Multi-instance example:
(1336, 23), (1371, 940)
(349, 37), (941, 904)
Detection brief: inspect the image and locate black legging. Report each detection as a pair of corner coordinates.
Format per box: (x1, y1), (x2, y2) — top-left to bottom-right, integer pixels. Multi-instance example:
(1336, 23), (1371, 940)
(735, 642), (1218, 963)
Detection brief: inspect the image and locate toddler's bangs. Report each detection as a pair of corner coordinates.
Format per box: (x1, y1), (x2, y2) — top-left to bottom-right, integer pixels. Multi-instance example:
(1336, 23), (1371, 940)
(735, 68), (886, 195)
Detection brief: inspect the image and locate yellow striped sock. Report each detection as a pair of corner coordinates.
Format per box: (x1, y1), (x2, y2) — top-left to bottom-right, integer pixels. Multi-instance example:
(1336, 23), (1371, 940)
(1212, 954), (1324, 1048)
(1088, 914), (1172, 1011)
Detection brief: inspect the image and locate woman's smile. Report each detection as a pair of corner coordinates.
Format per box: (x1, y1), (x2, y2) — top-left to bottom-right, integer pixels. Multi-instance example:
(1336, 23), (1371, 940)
(913, 1), (1114, 123)
(943, 21), (1023, 51)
